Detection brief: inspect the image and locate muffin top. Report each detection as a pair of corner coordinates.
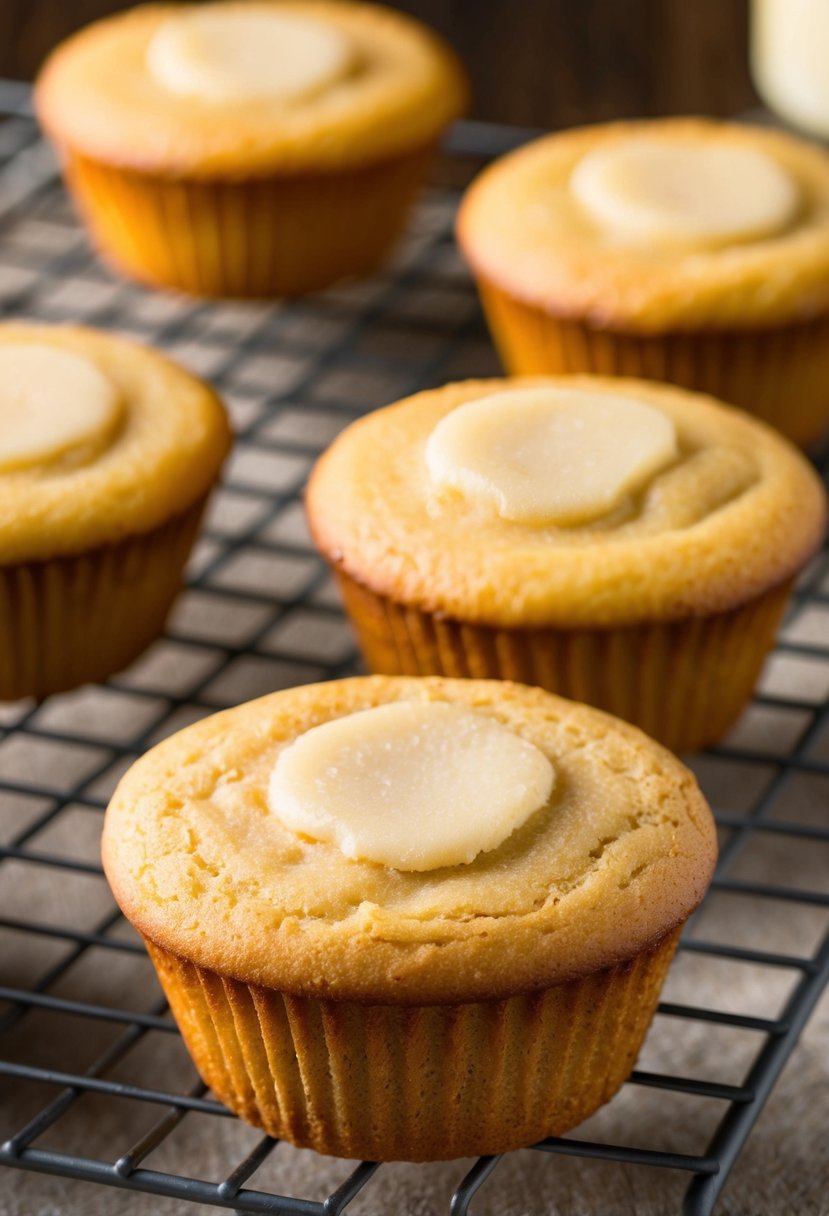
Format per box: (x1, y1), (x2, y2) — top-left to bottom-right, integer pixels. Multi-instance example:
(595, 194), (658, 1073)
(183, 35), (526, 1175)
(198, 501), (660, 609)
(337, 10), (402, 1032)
(457, 118), (829, 332)
(35, 1), (467, 178)
(306, 376), (826, 628)
(103, 675), (716, 1003)
(0, 323), (230, 564)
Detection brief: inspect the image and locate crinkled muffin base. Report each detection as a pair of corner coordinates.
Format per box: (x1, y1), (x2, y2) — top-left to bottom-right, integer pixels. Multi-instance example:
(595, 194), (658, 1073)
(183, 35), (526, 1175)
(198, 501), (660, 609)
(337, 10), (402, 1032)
(61, 145), (435, 298)
(335, 568), (793, 754)
(0, 497), (207, 700)
(147, 927), (680, 1161)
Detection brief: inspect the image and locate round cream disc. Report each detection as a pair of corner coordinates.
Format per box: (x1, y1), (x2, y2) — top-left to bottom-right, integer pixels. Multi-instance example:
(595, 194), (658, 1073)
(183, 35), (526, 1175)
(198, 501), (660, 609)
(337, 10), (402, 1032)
(147, 6), (355, 104)
(268, 700), (555, 871)
(570, 137), (800, 246)
(425, 386), (678, 526)
(0, 344), (122, 473)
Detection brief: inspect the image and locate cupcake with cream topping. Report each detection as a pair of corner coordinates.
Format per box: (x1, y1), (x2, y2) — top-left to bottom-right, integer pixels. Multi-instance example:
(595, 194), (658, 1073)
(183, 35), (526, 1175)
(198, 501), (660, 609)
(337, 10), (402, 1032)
(35, 0), (467, 297)
(103, 674), (716, 1160)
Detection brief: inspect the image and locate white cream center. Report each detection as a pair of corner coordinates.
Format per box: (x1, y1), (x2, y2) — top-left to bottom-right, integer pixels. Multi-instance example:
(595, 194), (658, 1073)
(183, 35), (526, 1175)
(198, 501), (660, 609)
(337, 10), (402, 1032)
(0, 345), (122, 473)
(425, 387), (678, 526)
(570, 137), (800, 246)
(268, 701), (555, 872)
(147, 7), (354, 104)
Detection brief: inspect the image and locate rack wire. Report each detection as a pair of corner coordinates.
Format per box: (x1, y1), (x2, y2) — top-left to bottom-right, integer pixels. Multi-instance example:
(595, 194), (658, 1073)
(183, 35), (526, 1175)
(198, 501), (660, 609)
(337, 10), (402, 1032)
(0, 84), (827, 1215)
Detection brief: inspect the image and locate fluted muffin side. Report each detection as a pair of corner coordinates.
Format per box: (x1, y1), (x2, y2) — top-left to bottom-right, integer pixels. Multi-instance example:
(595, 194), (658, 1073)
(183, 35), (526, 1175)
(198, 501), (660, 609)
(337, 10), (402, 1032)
(147, 928), (680, 1162)
(335, 570), (793, 753)
(0, 497), (207, 700)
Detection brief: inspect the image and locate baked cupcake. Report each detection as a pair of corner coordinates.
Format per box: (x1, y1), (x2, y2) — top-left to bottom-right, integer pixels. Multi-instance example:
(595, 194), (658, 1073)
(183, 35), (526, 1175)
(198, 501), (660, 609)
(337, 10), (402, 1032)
(0, 323), (230, 700)
(457, 118), (829, 447)
(306, 376), (826, 753)
(35, 1), (467, 298)
(103, 674), (716, 1161)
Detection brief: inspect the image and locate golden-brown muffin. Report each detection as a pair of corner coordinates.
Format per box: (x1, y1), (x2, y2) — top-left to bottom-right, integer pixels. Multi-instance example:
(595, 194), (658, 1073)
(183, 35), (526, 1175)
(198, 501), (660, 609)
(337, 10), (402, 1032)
(103, 674), (716, 1160)
(306, 376), (826, 752)
(0, 322), (230, 699)
(457, 118), (829, 446)
(35, 0), (467, 297)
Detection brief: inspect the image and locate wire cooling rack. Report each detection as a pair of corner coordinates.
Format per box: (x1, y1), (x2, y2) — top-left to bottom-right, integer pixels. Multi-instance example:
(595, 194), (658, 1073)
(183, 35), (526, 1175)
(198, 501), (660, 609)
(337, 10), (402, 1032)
(0, 84), (827, 1216)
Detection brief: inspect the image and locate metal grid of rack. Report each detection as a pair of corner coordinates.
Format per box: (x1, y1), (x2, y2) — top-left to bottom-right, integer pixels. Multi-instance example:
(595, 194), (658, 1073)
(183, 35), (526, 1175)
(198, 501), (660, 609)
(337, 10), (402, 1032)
(0, 88), (827, 1215)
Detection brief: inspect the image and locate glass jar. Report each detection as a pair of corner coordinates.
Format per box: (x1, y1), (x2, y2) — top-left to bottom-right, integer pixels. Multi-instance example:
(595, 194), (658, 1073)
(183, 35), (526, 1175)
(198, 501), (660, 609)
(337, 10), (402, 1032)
(751, 0), (829, 138)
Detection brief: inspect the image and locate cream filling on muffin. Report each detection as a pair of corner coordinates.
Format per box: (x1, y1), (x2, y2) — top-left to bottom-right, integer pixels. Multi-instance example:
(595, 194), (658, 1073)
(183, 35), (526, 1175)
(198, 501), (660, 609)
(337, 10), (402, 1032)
(147, 6), (356, 104)
(268, 700), (555, 871)
(570, 137), (801, 248)
(0, 344), (123, 473)
(424, 386), (679, 526)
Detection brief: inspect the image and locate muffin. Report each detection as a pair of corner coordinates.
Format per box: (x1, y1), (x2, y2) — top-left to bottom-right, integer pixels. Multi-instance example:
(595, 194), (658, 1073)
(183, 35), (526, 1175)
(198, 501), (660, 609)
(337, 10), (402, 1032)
(306, 376), (826, 753)
(0, 323), (230, 700)
(35, 0), (467, 298)
(103, 674), (716, 1161)
(457, 118), (829, 447)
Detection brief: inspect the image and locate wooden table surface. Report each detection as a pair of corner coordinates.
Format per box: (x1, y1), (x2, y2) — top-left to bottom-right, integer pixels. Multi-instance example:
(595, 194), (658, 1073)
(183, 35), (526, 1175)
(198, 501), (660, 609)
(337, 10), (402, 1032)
(2, 0), (757, 127)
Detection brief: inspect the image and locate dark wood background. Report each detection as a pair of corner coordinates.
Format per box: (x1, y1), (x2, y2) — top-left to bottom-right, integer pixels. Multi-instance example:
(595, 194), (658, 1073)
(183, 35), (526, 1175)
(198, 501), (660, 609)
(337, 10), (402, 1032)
(2, 0), (758, 126)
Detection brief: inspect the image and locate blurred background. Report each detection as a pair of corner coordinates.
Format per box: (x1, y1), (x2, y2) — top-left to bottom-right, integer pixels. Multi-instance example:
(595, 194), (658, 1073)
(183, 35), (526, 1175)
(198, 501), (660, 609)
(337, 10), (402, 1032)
(0, 0), (757, 126)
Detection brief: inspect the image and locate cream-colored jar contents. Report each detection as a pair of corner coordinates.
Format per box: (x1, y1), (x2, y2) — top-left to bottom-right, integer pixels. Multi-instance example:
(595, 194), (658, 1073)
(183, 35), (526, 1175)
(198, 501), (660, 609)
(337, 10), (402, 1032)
(0, 344), (122, 473)
(425, 387), (678, 526)
(268, 701), (555, 871)
(147, 6), (354, 104)
(570, 138), (800, 247)
(752, 0), (829, 139)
